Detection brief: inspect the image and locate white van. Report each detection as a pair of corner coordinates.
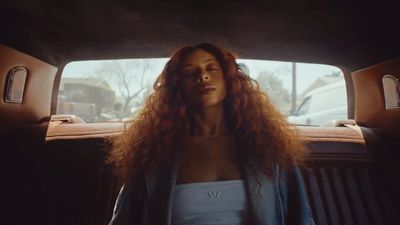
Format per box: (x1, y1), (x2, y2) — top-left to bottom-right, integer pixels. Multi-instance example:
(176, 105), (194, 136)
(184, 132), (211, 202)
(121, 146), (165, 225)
(288, 81), (347, 125)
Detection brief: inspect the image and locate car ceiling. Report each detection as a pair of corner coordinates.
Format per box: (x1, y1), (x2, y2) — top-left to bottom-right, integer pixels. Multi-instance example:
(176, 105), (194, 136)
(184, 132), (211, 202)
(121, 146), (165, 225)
(0, 0), (399, 70)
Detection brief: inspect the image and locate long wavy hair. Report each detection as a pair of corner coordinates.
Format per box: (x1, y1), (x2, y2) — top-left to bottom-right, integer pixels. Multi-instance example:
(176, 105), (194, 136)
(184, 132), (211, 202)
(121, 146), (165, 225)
(108, 43), (307, 185)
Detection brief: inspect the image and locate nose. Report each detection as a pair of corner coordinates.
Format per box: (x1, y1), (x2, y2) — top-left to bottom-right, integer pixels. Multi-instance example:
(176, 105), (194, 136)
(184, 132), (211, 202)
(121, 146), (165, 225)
(196, 72), (211, 83)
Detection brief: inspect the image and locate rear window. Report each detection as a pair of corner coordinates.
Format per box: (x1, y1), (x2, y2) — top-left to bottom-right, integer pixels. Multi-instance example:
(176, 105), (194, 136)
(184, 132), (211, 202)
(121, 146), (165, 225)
(59, 59), (345, 126)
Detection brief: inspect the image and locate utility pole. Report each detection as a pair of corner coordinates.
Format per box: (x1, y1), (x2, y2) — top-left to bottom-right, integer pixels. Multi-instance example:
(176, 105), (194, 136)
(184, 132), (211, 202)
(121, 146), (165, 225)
(291, 62), (297, 115)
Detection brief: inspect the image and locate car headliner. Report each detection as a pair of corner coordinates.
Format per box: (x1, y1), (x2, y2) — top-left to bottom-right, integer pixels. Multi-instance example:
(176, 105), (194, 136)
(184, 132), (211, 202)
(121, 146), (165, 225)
(0, 0), (399, 70)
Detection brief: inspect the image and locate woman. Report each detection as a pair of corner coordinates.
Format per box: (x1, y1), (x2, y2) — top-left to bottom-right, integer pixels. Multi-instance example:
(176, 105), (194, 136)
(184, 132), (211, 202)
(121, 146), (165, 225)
(108, 43), (314, 225)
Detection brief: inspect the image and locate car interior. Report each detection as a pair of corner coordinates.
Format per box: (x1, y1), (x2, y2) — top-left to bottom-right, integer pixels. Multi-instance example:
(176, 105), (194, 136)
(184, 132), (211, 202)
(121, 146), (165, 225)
(1, 1), (400, 225)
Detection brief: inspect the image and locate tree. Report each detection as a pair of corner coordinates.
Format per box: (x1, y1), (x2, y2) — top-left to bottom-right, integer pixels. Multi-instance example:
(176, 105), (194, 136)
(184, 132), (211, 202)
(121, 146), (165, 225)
(256, 71), (291, 114)
(95, 60), (151, 117)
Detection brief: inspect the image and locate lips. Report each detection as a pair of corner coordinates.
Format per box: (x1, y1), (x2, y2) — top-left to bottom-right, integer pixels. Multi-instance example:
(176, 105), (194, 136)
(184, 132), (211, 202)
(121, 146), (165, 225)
(197, 85), (216, 94)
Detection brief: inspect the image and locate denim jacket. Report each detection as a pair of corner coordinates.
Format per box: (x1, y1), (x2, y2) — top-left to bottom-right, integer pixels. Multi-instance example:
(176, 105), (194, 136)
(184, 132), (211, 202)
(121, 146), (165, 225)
(109, 156), (315, 225)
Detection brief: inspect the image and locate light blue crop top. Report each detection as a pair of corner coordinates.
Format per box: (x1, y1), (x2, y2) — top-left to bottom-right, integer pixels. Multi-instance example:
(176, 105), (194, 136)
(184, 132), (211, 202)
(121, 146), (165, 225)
(172, 180), (248, 225)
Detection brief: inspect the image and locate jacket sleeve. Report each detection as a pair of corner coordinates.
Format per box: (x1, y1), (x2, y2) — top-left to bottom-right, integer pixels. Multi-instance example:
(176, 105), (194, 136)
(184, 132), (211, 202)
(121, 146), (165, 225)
(108, 183), (145, 225)
(278, 164), (315, 225)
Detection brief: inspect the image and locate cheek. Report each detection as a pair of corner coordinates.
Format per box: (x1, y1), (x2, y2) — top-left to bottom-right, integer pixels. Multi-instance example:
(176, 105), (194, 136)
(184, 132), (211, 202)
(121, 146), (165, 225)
(221, 85), (227, 97)
(216, 77), (227, 98)
(219, 86), (227, 101)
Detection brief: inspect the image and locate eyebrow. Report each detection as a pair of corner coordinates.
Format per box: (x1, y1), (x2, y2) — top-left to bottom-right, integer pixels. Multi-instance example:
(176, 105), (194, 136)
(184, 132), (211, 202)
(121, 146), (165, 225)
(183, 59), (218, 68)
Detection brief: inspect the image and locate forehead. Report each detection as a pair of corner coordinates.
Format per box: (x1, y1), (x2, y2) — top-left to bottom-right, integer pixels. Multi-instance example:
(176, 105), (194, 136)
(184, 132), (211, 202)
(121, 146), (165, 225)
(183, 49), (218, 66)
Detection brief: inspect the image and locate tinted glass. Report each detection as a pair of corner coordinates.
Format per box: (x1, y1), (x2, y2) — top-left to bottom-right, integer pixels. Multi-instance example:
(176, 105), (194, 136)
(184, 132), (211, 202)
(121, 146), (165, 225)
(60, 59), (345, 125)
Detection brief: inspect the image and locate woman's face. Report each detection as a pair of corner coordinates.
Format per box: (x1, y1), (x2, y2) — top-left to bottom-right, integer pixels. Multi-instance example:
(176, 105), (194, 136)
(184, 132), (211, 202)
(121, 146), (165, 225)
(178, 49), (227, 108)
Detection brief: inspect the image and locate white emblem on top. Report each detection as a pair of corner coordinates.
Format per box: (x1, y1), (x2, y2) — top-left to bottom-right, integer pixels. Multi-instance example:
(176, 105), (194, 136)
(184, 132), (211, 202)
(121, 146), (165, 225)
(207, 191), (221, 199)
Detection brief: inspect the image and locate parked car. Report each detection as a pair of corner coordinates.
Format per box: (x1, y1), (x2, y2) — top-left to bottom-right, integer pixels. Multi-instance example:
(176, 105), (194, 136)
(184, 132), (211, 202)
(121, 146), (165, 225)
(288, 81), (347, 125)
(1, 1), (399, 225)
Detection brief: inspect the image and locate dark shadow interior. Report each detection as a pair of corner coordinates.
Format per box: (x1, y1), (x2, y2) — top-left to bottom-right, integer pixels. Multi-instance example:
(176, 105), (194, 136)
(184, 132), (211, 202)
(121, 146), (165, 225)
(1, 0), (399, 70)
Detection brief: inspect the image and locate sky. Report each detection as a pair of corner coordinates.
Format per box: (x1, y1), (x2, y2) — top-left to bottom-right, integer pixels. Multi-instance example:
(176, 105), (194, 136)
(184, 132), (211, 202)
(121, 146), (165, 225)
(62, 58), (343, 97)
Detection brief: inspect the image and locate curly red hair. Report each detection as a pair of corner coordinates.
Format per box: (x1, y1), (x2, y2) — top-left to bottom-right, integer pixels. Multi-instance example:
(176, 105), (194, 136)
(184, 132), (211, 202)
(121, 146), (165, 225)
(108, 43), (307, 184)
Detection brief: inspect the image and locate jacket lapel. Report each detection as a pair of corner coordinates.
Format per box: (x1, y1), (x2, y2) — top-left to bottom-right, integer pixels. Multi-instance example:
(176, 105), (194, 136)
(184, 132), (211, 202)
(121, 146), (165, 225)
(145, 155), (180, 225)
(242, 160), (281, 225)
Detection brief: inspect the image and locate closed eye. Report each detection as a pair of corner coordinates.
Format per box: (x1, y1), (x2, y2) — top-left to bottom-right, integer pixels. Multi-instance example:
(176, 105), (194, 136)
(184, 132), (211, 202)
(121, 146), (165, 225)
(207, 66), (220, 72)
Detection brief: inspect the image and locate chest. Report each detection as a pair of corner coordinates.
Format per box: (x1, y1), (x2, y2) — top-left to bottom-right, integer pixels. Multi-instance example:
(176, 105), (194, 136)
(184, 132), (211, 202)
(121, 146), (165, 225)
(177, 136), (243, 183)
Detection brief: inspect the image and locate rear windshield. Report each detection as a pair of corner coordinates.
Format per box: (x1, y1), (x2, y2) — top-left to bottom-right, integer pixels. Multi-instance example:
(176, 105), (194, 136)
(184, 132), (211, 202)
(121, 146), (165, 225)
(59, 59), (345, 126)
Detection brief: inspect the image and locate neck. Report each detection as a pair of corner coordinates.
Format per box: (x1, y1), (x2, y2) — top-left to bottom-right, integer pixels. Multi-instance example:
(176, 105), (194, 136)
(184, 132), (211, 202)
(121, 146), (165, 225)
(190, 103), (229, 138)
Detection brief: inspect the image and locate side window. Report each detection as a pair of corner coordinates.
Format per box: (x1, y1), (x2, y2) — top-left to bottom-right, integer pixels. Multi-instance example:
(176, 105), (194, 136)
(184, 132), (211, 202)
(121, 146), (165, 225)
(382, 75), (400, 109)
